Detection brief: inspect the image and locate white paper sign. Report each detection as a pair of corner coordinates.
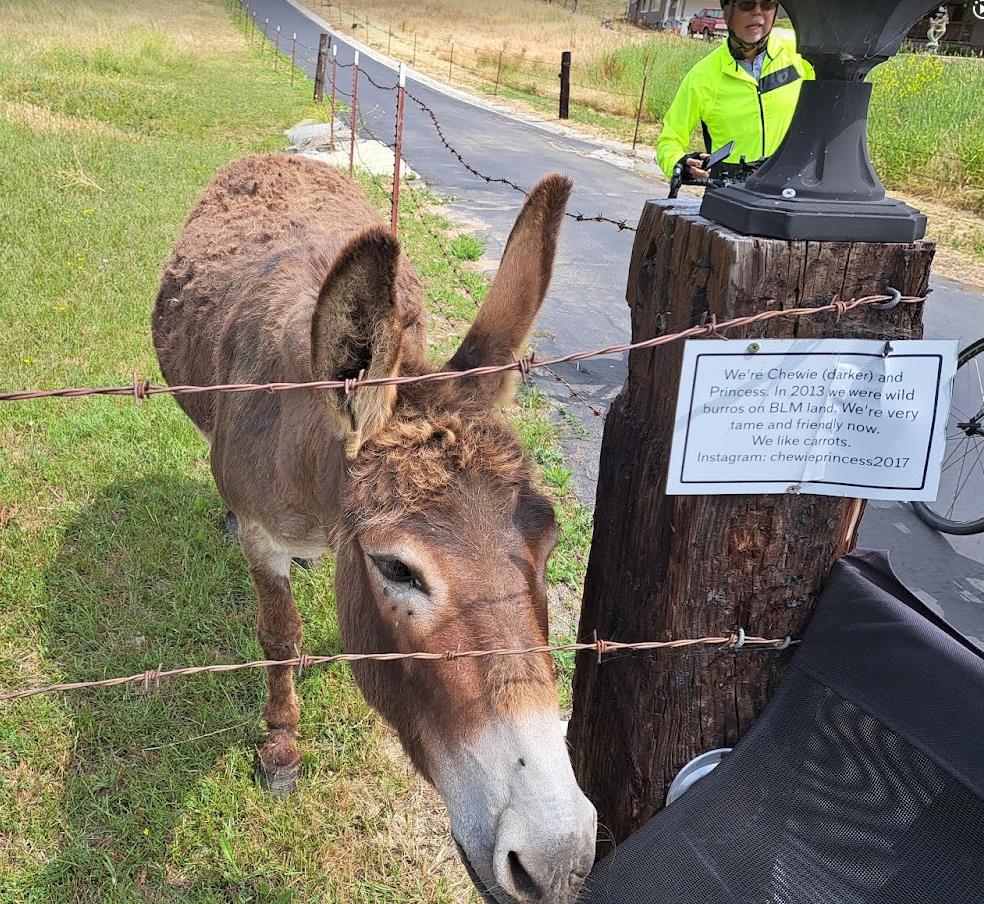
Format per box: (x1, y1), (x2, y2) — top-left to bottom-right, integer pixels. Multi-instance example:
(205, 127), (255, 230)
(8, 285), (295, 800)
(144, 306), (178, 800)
(666, 339), (958, 500)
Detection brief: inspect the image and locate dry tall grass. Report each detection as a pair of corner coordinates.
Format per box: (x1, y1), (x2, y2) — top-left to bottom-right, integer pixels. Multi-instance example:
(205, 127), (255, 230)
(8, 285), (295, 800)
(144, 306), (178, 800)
(310, 0), (641, 66)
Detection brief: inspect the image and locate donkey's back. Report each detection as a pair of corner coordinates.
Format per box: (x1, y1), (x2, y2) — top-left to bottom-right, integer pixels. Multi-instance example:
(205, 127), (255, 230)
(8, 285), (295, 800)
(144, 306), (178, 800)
(152, 154), (423, 436)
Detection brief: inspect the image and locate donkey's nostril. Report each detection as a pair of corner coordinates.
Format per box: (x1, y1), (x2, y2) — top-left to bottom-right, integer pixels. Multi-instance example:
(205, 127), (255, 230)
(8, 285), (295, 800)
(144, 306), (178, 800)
(506, 850), (544, 901)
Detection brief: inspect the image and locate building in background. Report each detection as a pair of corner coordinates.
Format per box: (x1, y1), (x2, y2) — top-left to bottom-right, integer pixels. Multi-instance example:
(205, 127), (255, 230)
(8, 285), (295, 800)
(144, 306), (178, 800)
(907, 2), (984, 54)
(628, 0), (983, 53)
(627, 0), (786, 32)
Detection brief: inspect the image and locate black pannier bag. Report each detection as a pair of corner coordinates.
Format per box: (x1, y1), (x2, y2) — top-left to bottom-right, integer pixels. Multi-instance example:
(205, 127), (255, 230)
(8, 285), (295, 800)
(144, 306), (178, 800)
(581, 550), (984, 904)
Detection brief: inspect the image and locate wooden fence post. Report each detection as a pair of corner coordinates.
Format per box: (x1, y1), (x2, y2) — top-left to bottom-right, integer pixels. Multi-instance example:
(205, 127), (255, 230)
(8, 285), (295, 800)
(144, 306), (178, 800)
(314, 32), (329, 102)
(568, 199), (935, 847)
(559, 50), (571, 119)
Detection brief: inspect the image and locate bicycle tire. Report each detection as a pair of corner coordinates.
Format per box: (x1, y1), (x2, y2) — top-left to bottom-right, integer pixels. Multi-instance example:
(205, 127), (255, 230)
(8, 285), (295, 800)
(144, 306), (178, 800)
(911, 337), (984, 535)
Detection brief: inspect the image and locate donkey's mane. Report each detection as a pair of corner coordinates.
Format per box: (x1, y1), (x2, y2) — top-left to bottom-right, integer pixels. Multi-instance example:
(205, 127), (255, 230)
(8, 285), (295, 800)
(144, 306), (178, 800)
(343, 383), (533, 538)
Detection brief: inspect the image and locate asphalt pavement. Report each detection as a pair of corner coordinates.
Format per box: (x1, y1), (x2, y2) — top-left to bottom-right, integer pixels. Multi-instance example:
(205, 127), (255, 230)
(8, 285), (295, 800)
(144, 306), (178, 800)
(245, 0), (983, 646)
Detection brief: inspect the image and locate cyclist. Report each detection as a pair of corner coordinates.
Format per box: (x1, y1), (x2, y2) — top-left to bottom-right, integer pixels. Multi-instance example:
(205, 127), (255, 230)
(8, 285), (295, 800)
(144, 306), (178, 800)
(656, 0), (814, 184)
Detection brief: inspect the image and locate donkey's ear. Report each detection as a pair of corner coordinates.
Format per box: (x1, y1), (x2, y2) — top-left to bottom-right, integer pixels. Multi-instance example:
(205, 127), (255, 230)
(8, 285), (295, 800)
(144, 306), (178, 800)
(444, 174), (572, 405)
(311, 227), (403, 457)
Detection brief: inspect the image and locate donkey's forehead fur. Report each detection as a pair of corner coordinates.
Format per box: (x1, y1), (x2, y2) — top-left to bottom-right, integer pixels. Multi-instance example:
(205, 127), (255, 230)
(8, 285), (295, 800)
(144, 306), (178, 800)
(342, 385), (533, 537)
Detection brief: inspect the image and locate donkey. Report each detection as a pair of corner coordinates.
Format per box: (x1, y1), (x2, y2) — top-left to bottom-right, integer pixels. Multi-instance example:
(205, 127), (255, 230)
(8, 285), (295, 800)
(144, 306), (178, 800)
(152, 154), (595, 903)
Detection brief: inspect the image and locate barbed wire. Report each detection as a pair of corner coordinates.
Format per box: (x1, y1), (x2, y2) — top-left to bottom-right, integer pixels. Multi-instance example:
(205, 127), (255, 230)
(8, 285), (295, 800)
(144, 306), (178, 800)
(0, 633), (795, 703)
(404, 90), (638, 232)
(0, 293), (924, 404)
(238, 2), (639, 231)
(399, 177), (608, 421)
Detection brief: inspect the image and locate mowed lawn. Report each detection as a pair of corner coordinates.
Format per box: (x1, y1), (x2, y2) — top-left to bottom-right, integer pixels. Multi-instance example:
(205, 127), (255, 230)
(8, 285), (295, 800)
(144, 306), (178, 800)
(0, 1), (517, 901)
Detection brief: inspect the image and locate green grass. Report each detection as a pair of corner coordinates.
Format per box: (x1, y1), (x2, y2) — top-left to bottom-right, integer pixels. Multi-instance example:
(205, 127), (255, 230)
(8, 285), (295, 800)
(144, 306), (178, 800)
(0, 2), (592, 901)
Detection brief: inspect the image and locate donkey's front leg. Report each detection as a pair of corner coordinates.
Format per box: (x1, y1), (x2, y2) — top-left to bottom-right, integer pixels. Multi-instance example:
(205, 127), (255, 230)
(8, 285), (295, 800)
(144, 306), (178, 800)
(239, 519), (303, 794)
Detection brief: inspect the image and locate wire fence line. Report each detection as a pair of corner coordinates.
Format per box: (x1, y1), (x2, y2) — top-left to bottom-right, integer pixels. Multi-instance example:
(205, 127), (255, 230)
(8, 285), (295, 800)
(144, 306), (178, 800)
(0, 633), (795, 703)
(0, 293), (925, 405)
(403, 89), (639, 232)
(236, 0), (640, 232)
(398, 175), (609, 422)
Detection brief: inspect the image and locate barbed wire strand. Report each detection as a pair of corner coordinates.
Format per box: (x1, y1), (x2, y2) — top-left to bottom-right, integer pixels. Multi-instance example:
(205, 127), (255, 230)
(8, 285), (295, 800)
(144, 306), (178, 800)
(0, 293), (925, 404)
(1, 634), (796, 703)
(404, 90), (638, 231)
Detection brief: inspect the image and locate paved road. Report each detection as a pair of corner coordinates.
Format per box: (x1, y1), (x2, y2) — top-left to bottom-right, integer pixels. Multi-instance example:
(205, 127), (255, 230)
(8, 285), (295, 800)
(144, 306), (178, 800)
(247, 0), (983, 646)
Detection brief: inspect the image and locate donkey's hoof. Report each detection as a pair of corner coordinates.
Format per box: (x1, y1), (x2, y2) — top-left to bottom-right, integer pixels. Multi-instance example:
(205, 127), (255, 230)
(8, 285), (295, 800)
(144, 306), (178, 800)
(255, 748), (301, 796)
(222, 510), (239, 537)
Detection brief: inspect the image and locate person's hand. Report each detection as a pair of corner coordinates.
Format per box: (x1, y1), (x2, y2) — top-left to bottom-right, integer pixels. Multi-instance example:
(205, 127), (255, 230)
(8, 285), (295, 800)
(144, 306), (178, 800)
(686, 153), (710, 181)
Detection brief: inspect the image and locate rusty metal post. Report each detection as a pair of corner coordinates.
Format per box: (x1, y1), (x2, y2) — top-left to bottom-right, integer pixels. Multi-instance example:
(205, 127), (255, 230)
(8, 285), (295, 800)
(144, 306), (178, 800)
(262, 18), (268, 53)
(391, 63), (407, 235)
(559, 50), (571, 119)
(494, 48), (503, 95)
(349, 50), (360, 176)
(632, 54), (650, 152)
(275, 25), (280, 68)
(388, 24), (392, 55)
(314, 32), (328, 102)
(449, 43), (454, 82)
(291, 33), (297, 85)
(330, 43), (338, 148)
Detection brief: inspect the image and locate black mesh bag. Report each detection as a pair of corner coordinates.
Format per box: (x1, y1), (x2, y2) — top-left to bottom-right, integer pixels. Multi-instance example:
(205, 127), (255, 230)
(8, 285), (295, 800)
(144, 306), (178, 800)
(580, 550), (984, 904)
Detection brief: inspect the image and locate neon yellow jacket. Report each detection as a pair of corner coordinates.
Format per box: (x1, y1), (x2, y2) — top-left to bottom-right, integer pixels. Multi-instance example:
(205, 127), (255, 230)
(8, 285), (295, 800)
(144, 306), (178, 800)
(656, 30), (814, 180)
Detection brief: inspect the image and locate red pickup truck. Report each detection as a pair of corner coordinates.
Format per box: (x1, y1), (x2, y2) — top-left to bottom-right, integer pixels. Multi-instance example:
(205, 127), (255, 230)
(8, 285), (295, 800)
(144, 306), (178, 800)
(688, 7), (729, 38)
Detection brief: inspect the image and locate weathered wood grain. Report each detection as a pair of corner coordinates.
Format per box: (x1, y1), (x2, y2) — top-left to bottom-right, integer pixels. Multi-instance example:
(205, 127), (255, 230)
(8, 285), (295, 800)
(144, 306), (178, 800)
(569, 199), (934, 844)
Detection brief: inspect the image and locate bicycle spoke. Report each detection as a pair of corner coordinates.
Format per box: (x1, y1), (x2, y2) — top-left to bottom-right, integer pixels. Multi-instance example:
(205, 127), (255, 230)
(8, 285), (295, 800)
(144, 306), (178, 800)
(940, 435), (970, 473)
(945, 438), (971, 519)
(947, 440), (981, 521)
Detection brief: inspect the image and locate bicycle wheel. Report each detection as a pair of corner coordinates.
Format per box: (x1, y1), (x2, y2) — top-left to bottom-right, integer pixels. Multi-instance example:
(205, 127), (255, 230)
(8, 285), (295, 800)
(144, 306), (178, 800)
(912, 337), (984, 535)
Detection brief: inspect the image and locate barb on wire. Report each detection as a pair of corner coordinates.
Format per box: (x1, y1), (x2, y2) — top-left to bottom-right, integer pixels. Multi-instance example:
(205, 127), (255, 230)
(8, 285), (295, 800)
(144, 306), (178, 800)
(0, 293), (926, 403)
(1, 634), (796, 702)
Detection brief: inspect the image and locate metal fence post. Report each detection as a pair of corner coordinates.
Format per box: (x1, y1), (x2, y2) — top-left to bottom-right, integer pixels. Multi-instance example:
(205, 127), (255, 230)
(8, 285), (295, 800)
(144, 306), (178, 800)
(314, 32), (328, 102)
(275, 25), (280, 68)
(559, 50), (571, 119)
(350, 50), (360, 176)
(391, 64), (407, 235)
(494, 48), (503, 95)
(632, 54), (650, 152)
(262, 18), (268, 53)
(449, 43), (454, 82)
(291, 33), (297, 85)
(413, 32), (417, 66)
(330, 44), (338, 148)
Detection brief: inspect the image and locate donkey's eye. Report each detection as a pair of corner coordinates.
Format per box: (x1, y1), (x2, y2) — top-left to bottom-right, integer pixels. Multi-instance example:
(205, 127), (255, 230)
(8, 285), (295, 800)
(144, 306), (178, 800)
(371, 555), (425, 592)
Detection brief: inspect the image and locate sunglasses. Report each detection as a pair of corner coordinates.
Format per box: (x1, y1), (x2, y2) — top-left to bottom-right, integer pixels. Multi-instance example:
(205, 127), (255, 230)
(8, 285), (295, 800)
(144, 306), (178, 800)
(734, 0), (779, 10)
